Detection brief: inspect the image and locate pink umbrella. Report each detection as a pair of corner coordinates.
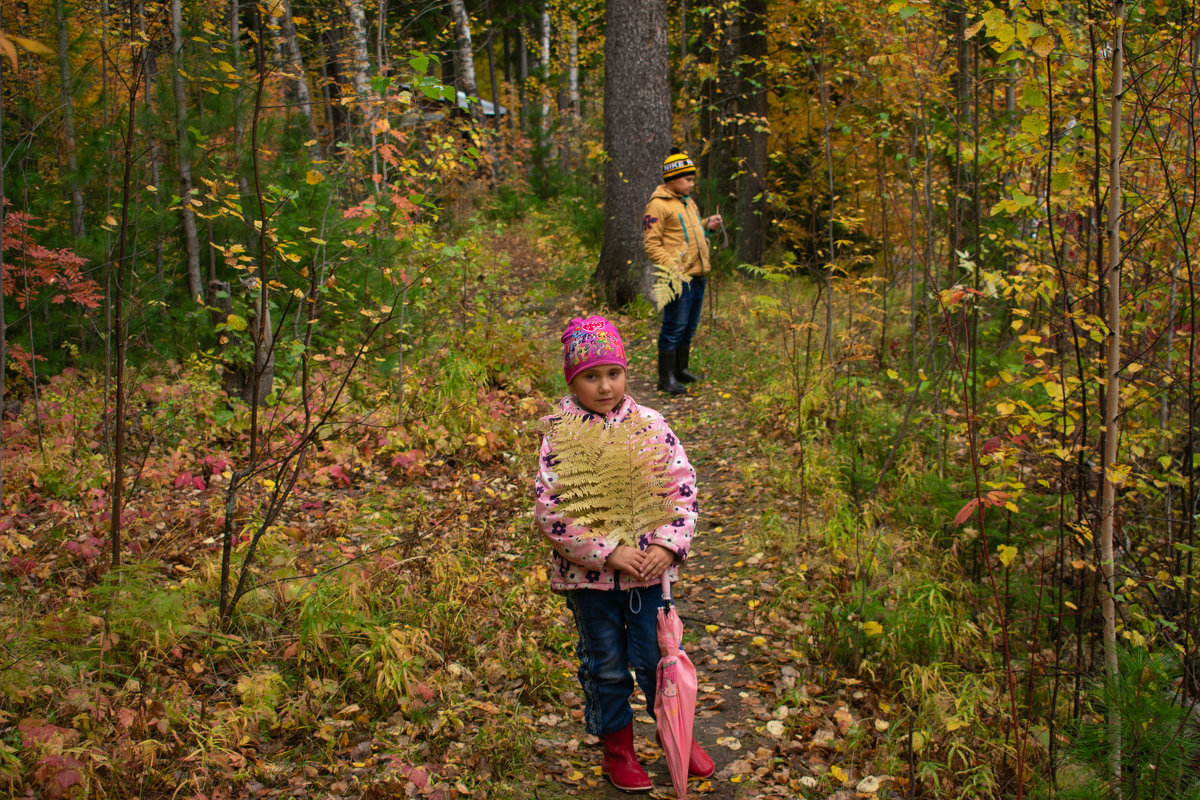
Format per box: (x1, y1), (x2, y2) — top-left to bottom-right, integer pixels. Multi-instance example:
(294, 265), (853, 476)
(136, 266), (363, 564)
(655, 574), (698, 799)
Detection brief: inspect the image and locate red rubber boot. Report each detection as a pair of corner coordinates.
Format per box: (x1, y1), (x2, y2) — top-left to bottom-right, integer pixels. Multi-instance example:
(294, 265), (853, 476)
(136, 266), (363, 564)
(601, 723), (653, 792)
(657, 731), (716, 779)
(686, 738), (716, 779)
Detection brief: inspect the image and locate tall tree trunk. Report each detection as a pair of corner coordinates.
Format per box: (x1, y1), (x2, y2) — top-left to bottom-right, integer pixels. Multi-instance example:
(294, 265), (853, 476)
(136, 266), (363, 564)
(0, 61), (7, 504)
(817, 15), (834, 362)
(275, 0), (320, 159)
(680, 0), (689, 150)
(449, 0), (481, 122)
(56, 0), (85, 239)
(484, 0), (500, 130)
(111, 17), (147, 569)
(697, 9), (717, 176)
(230, 0), (255, 252)
(139, 7), (165, 279)
(594, 0), (670, 306)
(947, 0), (971, 285)
(735, 0), (767, 266)
(539, 2), (551, 143)
(346, 0), (371, 102)
(517, 26), (528, 131)
(171, 0), (204, 301)
(564, 16), (578, 169)
(347, 0), (373, 172)
(503, 24), (515, 135)
(1099, 0), (1126, 791)
(705, 2), (738, 208)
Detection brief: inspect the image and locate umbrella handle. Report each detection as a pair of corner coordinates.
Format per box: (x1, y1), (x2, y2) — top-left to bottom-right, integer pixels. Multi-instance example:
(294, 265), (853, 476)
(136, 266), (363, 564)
(661, 573), (673, 603)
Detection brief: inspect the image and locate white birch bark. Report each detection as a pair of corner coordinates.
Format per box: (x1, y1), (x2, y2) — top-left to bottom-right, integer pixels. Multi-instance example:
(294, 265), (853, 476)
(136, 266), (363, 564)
(449, 0), (480, 120)
(274, 0), (320, 158)
(568, 18), (578, 116)
(346, 0), (376, 178)
(1100, 1), (1126, 793)
(347, 0), (372, 101)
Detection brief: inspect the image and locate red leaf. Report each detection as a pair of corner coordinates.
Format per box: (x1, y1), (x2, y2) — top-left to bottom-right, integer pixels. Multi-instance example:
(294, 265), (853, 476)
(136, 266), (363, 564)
(953, 498), (980, 526)
(56, 768), (82, 791)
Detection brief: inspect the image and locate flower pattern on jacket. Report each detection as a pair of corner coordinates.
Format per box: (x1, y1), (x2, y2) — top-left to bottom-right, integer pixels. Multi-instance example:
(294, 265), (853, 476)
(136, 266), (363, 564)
(534, 393), (697, 593)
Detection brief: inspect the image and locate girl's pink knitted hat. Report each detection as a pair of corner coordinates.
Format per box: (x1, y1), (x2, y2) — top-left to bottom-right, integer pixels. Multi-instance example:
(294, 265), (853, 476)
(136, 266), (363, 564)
(561, 316), (627, 384)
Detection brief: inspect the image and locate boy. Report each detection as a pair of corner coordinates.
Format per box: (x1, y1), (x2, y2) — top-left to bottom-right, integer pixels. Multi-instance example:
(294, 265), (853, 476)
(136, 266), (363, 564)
(642, 148), (722, 395)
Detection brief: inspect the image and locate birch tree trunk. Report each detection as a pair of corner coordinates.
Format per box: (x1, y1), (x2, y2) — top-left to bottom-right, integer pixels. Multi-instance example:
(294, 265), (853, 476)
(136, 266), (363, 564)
(56, 0), (85, 239)
(449, 0), (481, 122)
(539, 3), (551, 141)
(346, 0), (371, 102)
(171, 0), (204, 301)
(274, 0), (320, 159)
(1100, 0), (1126, 792)
(347, 0), (373, 172)
(594, 0), (670, 307)
(564, 16), (578, 168)
(567, 18), (579, 119)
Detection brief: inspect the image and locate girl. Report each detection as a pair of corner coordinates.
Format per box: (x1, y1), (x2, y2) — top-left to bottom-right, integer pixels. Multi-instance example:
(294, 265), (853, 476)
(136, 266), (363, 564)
(534, 315), (715, 792)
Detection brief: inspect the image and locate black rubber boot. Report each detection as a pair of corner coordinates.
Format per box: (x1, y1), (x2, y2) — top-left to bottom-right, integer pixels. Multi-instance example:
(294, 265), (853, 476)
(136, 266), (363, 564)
(676, 343), (698, 383)
(657, 350), (687, 395)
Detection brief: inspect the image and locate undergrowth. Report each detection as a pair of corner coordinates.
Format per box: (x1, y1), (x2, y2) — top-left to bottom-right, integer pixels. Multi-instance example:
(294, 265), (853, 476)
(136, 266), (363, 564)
(0, 212), (573, 799)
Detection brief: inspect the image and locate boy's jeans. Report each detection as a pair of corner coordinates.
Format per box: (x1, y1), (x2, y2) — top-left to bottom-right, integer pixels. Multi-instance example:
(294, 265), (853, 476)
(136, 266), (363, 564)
(565, 585), (666, 736)
(657, 276), (706, 351)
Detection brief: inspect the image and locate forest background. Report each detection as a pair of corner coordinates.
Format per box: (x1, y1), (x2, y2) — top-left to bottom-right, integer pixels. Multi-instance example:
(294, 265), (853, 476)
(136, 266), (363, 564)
(0, 0), (1197, 798)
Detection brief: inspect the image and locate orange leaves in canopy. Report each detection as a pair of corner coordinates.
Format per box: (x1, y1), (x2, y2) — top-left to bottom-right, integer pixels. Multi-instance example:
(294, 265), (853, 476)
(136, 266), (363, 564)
(2, 209), (100, 311)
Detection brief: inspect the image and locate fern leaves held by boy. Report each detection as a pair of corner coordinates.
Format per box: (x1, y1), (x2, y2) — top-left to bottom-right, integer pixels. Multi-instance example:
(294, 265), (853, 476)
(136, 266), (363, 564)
(541, 411), (677, 549)
(650, 248), (692, 312)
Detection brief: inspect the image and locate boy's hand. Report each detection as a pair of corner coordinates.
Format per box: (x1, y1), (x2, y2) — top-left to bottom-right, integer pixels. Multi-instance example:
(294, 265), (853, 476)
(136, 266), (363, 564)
(705, 214), (723, 231)
(606, 545), (645, 576)
(641, 544), (676, 581)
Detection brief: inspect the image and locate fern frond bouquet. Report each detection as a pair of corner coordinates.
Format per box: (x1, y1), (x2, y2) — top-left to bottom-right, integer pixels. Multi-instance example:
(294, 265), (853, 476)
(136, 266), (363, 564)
(542, 411), (678, 551)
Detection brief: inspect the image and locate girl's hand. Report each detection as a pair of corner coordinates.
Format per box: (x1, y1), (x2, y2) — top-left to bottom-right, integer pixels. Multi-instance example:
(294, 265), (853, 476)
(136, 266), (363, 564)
(641, 544), (676, 581)
(606, 545), (645, 576)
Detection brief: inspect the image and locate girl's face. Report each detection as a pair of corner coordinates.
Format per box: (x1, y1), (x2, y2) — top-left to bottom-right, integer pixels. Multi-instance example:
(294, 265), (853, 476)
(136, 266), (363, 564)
(569, 365), (627, 415)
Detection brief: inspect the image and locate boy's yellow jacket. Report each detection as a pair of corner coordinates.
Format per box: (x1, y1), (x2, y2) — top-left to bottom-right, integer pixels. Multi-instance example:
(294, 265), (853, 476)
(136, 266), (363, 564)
(642, 184), (711, 277)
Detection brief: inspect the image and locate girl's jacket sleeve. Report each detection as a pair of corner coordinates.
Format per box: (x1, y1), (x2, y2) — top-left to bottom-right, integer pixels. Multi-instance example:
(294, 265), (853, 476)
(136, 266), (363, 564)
(639, 409), (698, 560)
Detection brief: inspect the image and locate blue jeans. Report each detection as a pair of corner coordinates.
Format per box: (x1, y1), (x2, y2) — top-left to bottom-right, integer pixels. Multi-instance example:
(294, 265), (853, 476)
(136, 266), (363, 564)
(658, 276), (706, 351)
(565, 586), (666, 736)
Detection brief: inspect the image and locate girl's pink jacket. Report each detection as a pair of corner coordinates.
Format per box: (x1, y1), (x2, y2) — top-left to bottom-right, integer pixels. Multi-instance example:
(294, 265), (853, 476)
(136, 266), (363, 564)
(534, 394), (698, 593)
